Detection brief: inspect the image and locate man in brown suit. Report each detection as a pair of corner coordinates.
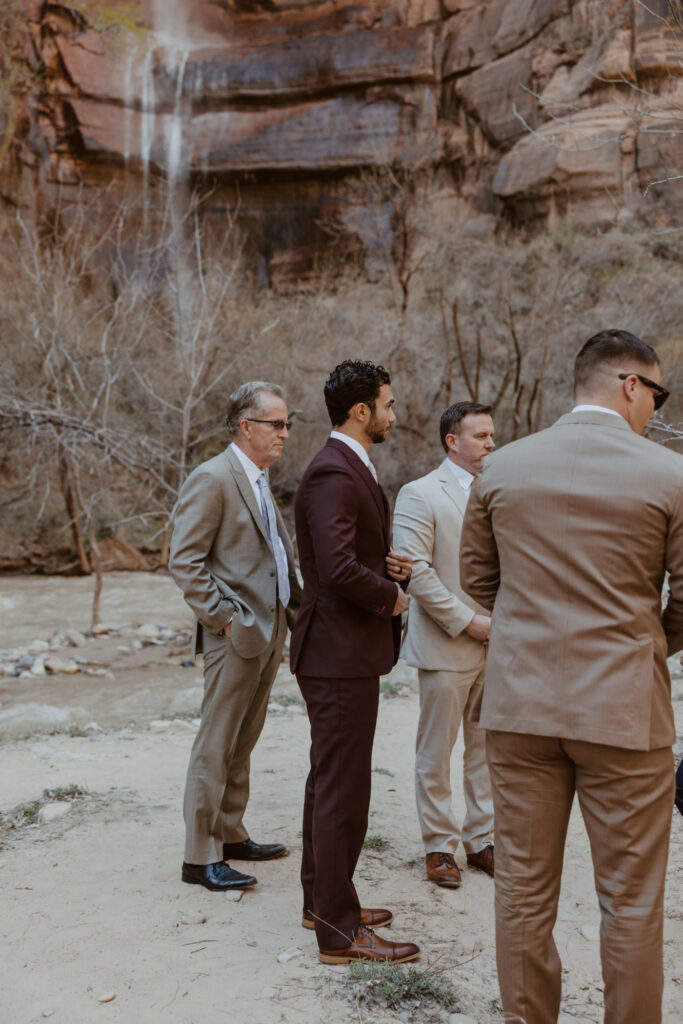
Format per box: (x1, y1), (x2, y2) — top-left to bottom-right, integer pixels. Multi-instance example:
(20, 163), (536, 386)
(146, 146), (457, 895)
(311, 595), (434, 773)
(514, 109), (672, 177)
(460, 329), (683, 1024)
(169, 382), (301, 892)
(291, 359), (419, 965)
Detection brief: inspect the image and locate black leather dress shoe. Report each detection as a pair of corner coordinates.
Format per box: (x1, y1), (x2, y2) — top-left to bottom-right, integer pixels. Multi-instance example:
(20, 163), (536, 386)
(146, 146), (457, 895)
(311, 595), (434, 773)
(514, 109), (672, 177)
(181, 861), (257, 891)
(222, 838), (288, 861)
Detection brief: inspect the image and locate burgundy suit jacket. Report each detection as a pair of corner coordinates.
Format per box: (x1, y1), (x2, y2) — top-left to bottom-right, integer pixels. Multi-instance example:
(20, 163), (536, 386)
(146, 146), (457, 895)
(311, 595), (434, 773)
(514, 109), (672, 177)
(290, 438), (403, 678)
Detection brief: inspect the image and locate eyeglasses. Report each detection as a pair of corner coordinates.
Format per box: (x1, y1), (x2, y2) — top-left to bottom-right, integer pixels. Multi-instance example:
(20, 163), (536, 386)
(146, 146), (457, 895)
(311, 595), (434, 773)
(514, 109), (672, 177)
(617, 373), (670, 410)
(244, 418), (293, 431)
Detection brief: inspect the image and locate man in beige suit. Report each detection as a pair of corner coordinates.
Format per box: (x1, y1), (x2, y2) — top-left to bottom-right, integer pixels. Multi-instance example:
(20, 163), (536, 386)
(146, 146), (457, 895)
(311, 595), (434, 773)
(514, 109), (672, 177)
(169, 381), (301, 892)
(460, 329), (683, 1024)
(393, 402), (495, 889)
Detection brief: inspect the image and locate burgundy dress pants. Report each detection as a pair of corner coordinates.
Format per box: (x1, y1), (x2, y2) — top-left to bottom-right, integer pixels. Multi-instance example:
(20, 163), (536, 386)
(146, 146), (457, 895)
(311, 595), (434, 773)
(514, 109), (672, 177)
(297, 674), (380, 950)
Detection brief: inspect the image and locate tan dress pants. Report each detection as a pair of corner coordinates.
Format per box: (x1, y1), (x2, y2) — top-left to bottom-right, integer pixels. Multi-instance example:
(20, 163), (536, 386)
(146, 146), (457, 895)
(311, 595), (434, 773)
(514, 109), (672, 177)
(415, 666), (493, 855)
(486, 729), (674, 1024)
(183, 606), (286, 864)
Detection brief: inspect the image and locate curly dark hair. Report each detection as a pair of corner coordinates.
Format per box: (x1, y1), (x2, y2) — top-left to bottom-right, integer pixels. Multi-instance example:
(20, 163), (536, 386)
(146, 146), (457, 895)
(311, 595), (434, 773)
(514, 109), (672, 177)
(323, 360), (391, 427)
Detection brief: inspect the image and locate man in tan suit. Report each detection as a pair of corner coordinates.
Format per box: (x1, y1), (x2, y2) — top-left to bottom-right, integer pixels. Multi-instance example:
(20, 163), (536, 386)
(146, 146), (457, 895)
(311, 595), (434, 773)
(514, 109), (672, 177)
(393, 402), (495, 889)
(169, 382), (301, 892)
(460, 329), (683, 1024)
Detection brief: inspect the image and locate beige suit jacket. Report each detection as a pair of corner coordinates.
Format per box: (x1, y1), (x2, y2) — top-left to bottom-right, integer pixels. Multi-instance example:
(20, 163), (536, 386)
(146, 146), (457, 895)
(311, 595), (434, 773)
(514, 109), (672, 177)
(169, 446), (301, 660)
(460, 411), (683, 751)
(393, 458), (487, 673)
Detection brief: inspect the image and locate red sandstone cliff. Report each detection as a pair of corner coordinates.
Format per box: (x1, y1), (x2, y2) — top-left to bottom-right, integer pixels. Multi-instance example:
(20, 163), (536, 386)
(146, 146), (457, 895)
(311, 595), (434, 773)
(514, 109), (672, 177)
(2, 0), (682, 284)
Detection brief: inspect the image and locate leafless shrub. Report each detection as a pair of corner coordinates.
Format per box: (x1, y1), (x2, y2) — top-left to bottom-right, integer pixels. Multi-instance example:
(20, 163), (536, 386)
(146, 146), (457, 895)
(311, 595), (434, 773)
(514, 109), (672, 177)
(1, 180), (681, 592)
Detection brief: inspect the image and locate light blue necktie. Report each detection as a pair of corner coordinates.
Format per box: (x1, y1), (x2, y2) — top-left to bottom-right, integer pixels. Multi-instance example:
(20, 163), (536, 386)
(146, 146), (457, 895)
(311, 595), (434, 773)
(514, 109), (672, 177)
(257, 474), (291, 608)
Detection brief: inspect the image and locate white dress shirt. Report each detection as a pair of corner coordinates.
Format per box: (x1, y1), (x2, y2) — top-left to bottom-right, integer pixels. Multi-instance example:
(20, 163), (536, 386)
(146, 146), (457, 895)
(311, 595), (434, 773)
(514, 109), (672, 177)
(330, 430), (377, 480)
(446, 458), (475, 493)
(230, 441), (264, 505)
(571, 404), (621, 417)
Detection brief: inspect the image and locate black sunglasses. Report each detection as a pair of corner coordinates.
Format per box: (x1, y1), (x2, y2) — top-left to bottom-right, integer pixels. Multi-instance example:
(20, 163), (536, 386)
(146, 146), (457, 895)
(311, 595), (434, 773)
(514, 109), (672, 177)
(244, 418), (293, 431)
(618, 372), (669, 410)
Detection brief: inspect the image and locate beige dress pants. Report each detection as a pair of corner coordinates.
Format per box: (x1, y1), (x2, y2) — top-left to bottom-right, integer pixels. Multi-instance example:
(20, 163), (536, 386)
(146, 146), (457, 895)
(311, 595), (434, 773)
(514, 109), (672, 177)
(415, 666), (494, 855)
(183, 606), (286, 864)
(486, 729), (674, 1024)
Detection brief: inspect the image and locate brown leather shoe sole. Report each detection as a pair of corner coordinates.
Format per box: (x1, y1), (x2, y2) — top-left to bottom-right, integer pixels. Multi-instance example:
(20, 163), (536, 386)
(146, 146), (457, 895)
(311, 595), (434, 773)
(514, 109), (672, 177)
(429, 875), (462, 889)
(302, 910), (393, 931)
(318, 946), (419, 965)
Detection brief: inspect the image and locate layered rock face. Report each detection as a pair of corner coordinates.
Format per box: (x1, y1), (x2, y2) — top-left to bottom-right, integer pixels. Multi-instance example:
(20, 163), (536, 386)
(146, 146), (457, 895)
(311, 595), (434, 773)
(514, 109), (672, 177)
(3, 0), (682, 285)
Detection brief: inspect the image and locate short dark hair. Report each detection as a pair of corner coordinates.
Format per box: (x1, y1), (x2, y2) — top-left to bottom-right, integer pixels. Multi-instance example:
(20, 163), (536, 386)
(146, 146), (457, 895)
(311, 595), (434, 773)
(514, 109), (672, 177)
(323, 360), (391, 428)
(574, 329), (658, 392)
(439, 402), (492, 452)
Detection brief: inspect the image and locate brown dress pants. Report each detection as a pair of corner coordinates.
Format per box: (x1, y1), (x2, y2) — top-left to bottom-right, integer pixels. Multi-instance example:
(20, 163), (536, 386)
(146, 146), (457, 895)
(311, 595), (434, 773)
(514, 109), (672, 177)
(183, 607), (286, 864)
(486, 729), (674, 1024)
(297, 674), (379, 950)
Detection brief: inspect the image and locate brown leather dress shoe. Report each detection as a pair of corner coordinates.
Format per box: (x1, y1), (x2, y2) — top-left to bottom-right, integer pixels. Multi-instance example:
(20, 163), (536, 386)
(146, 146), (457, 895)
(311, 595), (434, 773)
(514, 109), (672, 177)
(426, 851), (462, 888)
(302, 907), (393, 930)
(466, 844), (494, 878)
(318, 926), (419, 965)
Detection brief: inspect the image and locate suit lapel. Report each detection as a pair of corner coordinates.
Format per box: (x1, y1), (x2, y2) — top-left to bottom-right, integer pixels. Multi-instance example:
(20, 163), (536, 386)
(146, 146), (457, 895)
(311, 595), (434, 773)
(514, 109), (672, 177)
(437, 458), (468, 518)
(327, 438), (389, 542)
(223, 447), (271, 547)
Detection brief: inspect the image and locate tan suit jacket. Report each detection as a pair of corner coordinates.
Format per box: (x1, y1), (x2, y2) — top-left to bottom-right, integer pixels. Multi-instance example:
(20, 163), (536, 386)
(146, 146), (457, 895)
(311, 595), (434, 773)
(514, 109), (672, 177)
(393, 458), (486, 673)
(460, 411), (683, 751)
(169, 446), (300, 660)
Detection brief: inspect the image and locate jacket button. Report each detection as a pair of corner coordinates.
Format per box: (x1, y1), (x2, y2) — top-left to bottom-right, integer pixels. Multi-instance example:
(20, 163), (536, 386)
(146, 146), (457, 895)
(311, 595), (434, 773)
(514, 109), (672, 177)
(270, 570), (275, 577)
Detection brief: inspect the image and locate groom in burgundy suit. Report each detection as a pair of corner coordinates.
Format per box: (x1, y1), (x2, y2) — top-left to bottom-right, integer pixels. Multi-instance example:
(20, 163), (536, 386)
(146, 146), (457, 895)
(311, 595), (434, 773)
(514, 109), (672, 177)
(291, 360), (420, 964)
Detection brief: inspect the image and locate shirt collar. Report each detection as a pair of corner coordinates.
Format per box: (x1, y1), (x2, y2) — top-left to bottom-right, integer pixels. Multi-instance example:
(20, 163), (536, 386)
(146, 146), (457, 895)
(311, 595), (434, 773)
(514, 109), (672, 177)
(446, 457), (474, 492)
(330, 430), (371, 467)
(571, 404), (621, 418)
(230, 441), (264, 485)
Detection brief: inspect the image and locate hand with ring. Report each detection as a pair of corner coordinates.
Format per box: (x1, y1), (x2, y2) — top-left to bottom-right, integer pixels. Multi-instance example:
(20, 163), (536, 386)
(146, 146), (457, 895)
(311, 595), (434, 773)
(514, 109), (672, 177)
(386, 548), (412, 582)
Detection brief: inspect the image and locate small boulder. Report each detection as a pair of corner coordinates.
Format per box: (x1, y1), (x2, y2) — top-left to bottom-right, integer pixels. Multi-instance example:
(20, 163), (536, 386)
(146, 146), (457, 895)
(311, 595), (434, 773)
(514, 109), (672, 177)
(149, 720), (171, 733)
(136, 624), (163, 644)
(165, 719), (197, 734)
(45, 656), (70, 674)
(38, 802), (72, 824)
(65, 629), (88, 648)
(277, 946), (303, 963)
(91, 623), (116, 636)
(178, 911), (208, 925)
(28, 640), (50, 654)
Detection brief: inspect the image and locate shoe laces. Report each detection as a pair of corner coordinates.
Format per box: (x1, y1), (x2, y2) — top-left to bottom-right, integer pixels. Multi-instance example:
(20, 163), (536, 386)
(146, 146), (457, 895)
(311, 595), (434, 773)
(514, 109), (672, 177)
(438, 852), (457, 867)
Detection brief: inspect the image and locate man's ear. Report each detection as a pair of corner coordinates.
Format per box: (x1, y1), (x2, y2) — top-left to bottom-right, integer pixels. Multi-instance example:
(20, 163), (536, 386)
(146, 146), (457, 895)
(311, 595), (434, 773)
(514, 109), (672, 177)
(445, 432), (458, 454)
(352, 402), (370, 424)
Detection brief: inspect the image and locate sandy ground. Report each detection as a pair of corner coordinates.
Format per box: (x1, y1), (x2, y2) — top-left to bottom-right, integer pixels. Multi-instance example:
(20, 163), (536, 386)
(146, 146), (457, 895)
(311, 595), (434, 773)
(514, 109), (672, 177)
(0, 572), (682, 1024)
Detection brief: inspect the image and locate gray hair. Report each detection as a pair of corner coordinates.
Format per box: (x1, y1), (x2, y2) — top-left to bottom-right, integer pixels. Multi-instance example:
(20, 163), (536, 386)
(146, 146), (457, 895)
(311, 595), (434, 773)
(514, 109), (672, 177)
(225, 381), (284, 435)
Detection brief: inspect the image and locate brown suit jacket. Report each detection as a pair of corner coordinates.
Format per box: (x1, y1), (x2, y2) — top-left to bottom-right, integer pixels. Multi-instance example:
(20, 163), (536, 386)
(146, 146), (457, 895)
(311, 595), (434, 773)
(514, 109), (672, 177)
(168, 445), (301, 660)
(459, 411), (683, 751)
(290, 438), (403, 678)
